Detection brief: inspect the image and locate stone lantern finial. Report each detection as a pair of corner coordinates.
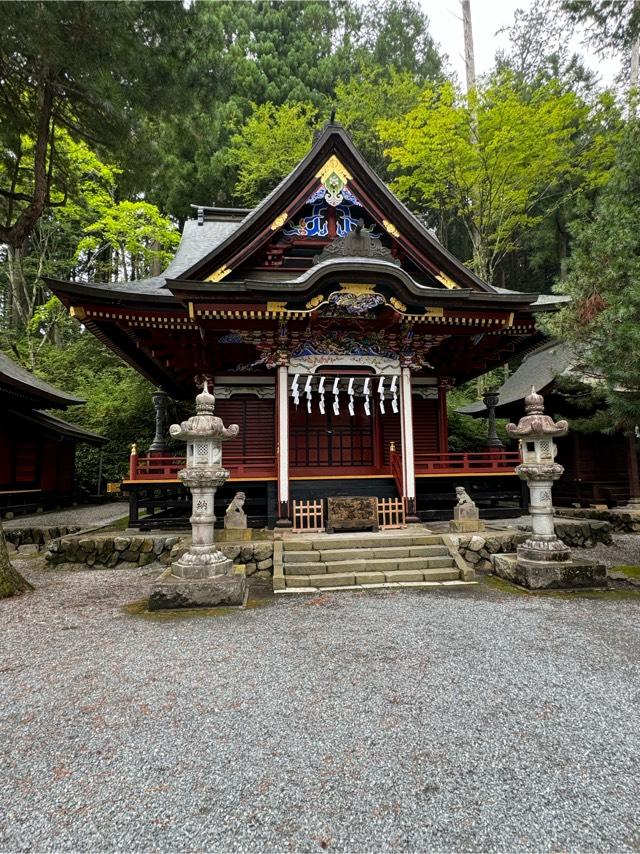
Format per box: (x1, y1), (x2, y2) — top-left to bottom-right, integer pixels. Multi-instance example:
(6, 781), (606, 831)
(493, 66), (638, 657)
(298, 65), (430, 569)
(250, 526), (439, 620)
(524, 386), (544, 414)
(195, 380), (216, 415)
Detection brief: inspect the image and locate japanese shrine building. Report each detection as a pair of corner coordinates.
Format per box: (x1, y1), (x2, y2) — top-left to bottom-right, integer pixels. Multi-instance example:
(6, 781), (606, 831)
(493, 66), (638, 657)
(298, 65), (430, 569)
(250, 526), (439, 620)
(47, 121), (563, 528)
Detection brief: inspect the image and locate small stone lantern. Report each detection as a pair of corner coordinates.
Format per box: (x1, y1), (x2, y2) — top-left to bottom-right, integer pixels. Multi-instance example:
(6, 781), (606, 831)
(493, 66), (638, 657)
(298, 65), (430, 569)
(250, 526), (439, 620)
(507, 387), (570, 564)
(490, 387), (606, 589)
(149, 382), (247, 610)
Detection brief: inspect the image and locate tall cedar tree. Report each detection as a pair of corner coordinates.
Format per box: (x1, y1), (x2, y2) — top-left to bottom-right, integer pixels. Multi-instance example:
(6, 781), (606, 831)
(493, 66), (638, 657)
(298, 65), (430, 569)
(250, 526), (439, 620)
(0, 0), (188, 328)
(552, 119), (640, 427)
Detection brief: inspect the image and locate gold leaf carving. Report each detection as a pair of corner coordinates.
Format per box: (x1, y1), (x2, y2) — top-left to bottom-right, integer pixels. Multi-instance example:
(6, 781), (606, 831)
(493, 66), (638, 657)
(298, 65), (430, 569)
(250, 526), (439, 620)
(383, 219), (400, 238)
(305, 294), (324, 309)
(315, 155), (352, 186)
(339, 283), (376, 295)
(390, 297), (406, 312)
(435, 271), (460, 289)
(270, 211), (288, 230)
(206, 265), (232, 283)
(69, 305), (86, 321)
(424, 307), (444, 317)
(267, 301), (287, 313)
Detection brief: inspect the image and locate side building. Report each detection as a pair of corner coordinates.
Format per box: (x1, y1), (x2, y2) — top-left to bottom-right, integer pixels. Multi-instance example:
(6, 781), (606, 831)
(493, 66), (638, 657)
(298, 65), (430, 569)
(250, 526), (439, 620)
(47, 121), (566, 529)
(0, 351), (105, 517)
(459, 340), (639, 507)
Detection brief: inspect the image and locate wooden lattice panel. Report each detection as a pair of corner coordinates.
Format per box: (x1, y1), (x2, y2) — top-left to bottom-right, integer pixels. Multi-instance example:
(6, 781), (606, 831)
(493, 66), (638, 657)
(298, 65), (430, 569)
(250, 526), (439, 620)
(377, 497), (406, 529)
(292, 499), (325, 533)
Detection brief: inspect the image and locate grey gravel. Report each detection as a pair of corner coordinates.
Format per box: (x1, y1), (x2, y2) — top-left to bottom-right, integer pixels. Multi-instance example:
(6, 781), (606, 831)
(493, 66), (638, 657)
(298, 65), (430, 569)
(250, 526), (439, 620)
(4, 501), (127, 530)
(572, 533), (640, 569)
(1, 558), (639, 853)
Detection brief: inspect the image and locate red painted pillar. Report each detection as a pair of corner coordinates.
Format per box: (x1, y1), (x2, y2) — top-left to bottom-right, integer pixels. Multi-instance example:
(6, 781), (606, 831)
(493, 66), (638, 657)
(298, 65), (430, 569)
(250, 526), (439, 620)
(276, 361), (292, 526)
(437, 381), (450, 453)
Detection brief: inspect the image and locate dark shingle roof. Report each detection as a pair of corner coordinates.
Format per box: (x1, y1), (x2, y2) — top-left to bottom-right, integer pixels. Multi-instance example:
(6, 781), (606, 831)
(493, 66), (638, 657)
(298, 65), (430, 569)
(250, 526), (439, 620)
(8, 408), (106, 445)
(458, 340), (575, 416)
(0, 350), (85, 409)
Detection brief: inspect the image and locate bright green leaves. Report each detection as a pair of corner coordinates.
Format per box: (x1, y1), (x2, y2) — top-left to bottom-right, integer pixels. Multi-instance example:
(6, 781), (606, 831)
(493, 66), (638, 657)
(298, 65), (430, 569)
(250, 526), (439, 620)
(380, 75), (614, 283)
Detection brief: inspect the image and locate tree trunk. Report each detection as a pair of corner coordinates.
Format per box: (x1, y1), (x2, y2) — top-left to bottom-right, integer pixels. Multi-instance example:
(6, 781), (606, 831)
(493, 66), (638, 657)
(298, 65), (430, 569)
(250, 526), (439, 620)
(0, 523), (33, 599)
(6, 244), (31, 330)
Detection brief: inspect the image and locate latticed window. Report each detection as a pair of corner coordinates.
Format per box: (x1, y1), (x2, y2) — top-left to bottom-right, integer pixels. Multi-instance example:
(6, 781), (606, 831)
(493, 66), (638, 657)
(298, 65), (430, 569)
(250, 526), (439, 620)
(195, 441), (209, 459)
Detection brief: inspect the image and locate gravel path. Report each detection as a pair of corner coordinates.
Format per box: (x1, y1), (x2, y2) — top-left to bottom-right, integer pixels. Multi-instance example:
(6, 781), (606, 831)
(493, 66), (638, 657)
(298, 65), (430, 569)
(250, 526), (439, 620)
(4, 502), (127, 530)
(1, 559), (639, 853)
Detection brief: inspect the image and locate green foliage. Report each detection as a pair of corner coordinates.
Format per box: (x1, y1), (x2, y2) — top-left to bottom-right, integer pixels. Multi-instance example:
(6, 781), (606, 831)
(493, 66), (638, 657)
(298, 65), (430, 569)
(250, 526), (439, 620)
(27, 330), (156, 491)
(226, 103), (320, 205)
(76, 201), (178, 282)
(551, 119), (640, 428)
(380, 75), (613, 282)
(334, 68), (423, 177)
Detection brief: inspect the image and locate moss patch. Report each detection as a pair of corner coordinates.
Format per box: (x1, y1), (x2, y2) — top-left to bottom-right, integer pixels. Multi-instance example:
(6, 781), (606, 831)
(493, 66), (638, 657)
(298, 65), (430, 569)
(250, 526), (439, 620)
(483, 574), (640, 601)
(611, 565), (640, 579)
(123, 585), (274, 620)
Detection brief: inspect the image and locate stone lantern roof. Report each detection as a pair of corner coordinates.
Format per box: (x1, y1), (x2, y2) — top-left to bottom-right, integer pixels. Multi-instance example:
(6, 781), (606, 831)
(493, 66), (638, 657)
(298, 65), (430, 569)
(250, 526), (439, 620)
(507, 387), (568, 440)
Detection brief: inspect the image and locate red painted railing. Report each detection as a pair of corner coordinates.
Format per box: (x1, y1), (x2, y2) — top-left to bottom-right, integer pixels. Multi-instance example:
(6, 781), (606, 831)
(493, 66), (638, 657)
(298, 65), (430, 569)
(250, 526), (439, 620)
(390, 448), (403, 495)
(414, 450), (521, 475)
(128, 452), (276, 481)
(127, 448), (519, 483)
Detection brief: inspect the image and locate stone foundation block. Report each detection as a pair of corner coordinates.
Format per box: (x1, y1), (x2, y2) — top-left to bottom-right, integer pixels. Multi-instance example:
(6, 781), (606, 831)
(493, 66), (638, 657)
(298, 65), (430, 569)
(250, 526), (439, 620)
(386, 570), (425, 582)
(449, 519), (486, 533)
(285, 551), (321, 564)
(284, 575), (315, 588)
(284, 540), (312, 551)
(309, 572), (355, 587)
(356, 572), (386, 585)
(284, 562), (327, 575)
(148, 569), (246, 610)
(491, 553), (607, 590)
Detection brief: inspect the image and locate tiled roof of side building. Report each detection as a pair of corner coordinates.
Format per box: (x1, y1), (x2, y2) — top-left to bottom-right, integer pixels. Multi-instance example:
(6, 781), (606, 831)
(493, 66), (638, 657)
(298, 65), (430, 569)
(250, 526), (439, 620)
(0, 350), (85, 409)
(458, 340), (575, 417)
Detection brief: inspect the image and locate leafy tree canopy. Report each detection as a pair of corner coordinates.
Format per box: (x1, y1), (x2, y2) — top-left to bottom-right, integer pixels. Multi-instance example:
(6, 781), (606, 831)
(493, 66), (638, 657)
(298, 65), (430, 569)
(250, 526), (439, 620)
(550, 118), (640, 428)
(380, 75), (617, 282)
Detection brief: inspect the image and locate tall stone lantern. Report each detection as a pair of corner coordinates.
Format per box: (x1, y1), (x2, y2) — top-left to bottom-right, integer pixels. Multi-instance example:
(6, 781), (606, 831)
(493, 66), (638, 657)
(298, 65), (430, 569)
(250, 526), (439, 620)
(491, 387), (605, 589)
(149, 382), (247, 610)
(507, 387), (570, 564)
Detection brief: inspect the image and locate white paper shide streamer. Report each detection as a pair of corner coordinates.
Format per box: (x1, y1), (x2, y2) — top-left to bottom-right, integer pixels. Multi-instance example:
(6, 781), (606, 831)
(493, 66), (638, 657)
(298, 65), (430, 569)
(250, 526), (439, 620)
(332, 377), (340, 416)
(304, 375), (312, 413)
(378, 377), (385, 414)
(318, 375), (326, 415)
(363, 377), (370, 416)
(390, 375), (398, 414)
(291, 373), (300, 406)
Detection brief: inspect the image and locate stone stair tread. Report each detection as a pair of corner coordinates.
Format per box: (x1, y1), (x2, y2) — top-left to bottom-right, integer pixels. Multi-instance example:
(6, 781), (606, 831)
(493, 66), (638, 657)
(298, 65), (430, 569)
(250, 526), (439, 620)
(284, 566), (459, 587)
(321, 556), (454, 573)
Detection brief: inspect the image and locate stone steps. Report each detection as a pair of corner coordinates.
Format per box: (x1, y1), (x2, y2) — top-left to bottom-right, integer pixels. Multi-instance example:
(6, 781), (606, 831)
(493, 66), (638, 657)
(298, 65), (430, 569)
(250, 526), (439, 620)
(275, 531), (473, 593)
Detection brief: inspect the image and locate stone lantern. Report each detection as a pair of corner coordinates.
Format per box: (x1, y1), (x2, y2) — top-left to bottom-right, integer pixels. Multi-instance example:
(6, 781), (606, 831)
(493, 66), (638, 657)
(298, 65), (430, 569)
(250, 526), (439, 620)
(491, 387), (606, 589)
(507, 387), (570, 564)
(148, 382), (247, 610)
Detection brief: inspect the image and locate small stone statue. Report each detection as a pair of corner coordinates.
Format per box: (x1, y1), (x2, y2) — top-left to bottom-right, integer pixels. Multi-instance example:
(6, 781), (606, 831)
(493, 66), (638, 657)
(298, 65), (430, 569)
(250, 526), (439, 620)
(450, 486), (485, 532)
(224, 491), (247, 529)
(455, 486), (474, 508)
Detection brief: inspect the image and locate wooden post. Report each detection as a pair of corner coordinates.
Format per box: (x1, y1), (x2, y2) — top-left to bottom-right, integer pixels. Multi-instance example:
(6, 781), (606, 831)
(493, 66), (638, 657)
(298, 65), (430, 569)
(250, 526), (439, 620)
(96, 448), (104, 496)
(276, 363), (292, 526)
(129, 443), (138, 480)
(626, 432), (640, 506)
(437, 382), (449, 453)
(400, 366), (419, 522)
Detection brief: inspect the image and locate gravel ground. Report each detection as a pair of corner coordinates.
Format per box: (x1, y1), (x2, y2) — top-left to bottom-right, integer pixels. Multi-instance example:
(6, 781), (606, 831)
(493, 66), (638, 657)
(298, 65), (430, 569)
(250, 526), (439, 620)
(4, 502), (128, 530)
(572, 533), (640, 569)
(1, 558), (639, 853)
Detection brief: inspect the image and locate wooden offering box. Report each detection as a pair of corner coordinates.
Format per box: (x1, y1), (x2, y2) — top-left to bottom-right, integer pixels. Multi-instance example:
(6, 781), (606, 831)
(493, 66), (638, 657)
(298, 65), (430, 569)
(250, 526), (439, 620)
(326, 496), (379, 534)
